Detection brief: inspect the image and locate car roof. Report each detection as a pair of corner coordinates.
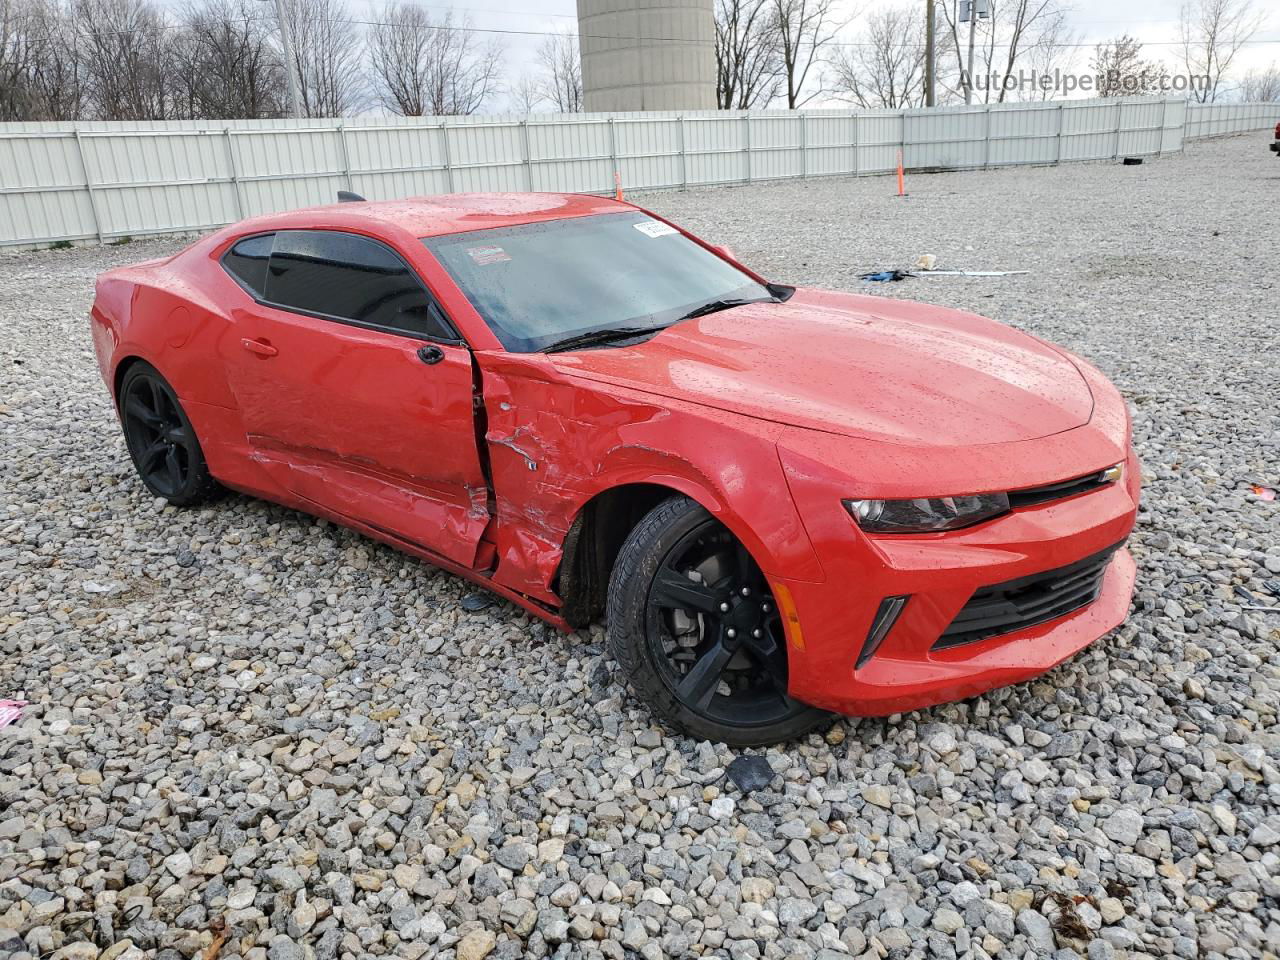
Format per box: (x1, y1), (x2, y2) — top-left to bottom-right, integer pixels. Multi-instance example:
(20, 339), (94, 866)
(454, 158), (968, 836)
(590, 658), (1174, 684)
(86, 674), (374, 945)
(233, 192), (633, 240)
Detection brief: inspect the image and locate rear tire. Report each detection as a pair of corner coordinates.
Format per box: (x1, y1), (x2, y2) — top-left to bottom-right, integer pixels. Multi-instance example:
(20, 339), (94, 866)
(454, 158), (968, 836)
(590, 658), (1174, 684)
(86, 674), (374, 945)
(606, 495), (830, 746)
(118, 362), (221, 507)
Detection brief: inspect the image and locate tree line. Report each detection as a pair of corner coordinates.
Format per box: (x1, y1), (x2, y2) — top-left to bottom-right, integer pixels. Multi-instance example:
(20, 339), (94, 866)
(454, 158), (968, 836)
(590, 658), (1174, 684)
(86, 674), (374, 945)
(1, 0), (1275, 123)
(719, 0), (1276, 110)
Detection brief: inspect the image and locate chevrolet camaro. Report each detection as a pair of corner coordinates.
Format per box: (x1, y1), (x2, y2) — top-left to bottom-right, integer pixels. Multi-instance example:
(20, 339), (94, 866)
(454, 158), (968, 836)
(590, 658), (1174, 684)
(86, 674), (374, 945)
(90, 192), (1139, 745)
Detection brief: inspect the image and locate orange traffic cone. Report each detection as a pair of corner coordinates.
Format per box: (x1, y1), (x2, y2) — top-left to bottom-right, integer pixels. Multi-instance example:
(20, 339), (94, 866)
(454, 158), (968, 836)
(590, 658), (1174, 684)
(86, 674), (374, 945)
(896, 150), (906, 197)
(614, 171), (623, 201)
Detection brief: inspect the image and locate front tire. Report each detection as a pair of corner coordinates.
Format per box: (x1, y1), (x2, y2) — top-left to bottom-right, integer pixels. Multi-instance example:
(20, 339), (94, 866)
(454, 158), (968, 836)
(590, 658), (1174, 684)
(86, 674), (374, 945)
(118, 362), (221, 507)
(606, 496), (830, 746)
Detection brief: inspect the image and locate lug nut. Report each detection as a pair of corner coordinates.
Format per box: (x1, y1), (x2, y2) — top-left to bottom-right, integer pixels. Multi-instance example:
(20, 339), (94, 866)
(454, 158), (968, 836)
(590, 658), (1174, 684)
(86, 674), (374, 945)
(752, 628), (762, 638)
(761, 602), (771, 613)
(719, 601), (730, 613)
(726, 628), (737, 638)
(740, 586), (751, 596)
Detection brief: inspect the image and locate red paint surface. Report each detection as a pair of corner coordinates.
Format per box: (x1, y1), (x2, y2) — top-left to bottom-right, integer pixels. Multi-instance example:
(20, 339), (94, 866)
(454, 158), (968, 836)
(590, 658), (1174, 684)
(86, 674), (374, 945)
(89, 192), (1140, 717)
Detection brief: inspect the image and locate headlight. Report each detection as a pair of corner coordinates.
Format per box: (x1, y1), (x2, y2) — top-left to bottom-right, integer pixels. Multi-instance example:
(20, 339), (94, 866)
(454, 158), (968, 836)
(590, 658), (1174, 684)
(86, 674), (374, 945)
(843, 493), (1010, 533)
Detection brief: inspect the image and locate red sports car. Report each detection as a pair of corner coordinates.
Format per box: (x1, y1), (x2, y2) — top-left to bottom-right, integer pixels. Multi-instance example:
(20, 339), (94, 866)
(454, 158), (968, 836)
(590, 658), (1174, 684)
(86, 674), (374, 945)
(90, 193), (1139, 745)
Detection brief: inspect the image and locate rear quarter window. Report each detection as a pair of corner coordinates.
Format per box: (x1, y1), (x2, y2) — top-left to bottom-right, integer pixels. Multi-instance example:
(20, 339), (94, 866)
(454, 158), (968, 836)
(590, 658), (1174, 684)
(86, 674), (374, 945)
(221, 233), (274, 297)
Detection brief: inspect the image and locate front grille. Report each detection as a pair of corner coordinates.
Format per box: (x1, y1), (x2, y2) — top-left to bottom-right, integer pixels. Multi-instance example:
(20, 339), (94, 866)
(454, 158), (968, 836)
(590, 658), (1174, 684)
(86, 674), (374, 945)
(1007, 469), (1115, 508)
(933, 542), (1122, 650)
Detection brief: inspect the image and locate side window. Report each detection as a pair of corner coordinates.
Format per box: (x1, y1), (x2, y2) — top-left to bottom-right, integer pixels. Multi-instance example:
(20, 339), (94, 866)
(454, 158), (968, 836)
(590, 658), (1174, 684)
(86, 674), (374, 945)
(265, 230), (455, 341)
(222, 233), (274, 297)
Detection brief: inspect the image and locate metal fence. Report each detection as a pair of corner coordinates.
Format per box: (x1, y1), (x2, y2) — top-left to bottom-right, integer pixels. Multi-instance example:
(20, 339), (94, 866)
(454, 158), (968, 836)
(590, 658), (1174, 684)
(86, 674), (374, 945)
(1, 97), (1276, 249)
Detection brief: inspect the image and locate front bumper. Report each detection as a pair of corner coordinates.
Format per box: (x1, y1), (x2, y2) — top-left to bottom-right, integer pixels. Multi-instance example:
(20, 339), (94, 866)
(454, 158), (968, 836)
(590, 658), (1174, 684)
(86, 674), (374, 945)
(775, 448), (1140, 716)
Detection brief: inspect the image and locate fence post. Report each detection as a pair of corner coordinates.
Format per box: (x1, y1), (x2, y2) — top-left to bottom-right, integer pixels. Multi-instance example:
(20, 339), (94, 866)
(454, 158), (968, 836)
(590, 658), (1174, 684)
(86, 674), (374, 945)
(73, 129), (105, 245)
(520, 119), (533, 190)
(440, 121), (455, 193)
(851, 112), (859, 177)
(1158, 98), (1168, 156)
(799, 113), (807, 179)
(337, 123), (354, 192)
(899, 111), (906, 174)
(223, 128), (243, 219)
(982, 106), (992, 169)
(678, 116), (687, 189)
(608, 116), (618, 189)
(1112, 101), (1123, 160)
(744, 114), (752, 183)
(1055, 103), (1064, 164)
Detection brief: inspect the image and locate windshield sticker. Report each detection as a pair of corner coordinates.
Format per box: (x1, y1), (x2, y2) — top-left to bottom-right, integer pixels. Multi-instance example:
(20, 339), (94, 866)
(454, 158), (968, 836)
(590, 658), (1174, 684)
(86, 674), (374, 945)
(633, 221), (678, 238)
(466, 245), (511, 265)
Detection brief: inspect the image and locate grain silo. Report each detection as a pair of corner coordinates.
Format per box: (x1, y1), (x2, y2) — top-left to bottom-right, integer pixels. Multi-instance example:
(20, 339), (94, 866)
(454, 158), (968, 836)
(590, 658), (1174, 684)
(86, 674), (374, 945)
(577, 0), (717, 112)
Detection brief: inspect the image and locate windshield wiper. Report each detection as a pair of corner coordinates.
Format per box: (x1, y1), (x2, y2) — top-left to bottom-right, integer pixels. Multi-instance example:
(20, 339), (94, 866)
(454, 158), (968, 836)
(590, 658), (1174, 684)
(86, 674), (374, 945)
(676, 296), (777, 322)
(542, 325), (668, 354)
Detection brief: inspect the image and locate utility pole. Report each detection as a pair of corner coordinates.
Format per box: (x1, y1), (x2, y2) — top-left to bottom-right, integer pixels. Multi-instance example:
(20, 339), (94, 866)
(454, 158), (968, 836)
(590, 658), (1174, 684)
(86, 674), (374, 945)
(273, 0), (303, 118)
(925, 0), (935, 107)
(965, 1), (977, 105)
(961, 0), (987, 106)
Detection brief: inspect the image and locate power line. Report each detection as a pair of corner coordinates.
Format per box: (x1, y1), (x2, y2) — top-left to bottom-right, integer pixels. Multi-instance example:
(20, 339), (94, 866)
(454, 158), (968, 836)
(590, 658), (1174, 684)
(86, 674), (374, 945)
(13, 9), (1280, 52)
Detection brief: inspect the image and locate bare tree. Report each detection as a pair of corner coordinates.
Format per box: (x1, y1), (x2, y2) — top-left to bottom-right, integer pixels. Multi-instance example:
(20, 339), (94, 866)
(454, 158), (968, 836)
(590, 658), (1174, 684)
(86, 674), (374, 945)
(180, 0), (285, 118)
(1240, 62), (1280, 101)
(1179, 0), (1267, 103)
(533, 29), (580, 113)
(20, 0), (86, 119)
(770, 0), (844, 108)
(279, 0), (363, 117)
(1090, 34), (1163, 98)
(828, 5), (924, 109)
(714, 0), (781, 109)
(367, 4), (500, 116)
(1019, 8), (1079, 101)
(1, 0), (40, 119)
(937, 0), (1074, 103)
(511, 73), (543, 114)
(74, 0), (181, 119)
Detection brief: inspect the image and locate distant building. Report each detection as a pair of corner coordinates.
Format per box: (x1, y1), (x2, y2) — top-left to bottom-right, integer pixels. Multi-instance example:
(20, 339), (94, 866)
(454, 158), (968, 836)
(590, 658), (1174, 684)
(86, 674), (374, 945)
(577, 0), (717, 112)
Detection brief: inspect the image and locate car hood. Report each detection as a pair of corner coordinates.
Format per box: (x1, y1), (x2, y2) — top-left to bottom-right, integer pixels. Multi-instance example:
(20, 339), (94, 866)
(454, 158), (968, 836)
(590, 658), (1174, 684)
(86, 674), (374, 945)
(546, 288), (1094, 446)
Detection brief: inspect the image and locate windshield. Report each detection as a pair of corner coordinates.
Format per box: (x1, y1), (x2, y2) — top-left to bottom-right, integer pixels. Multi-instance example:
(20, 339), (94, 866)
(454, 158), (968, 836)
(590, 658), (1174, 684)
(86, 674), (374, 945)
(422, 211), (768, 352)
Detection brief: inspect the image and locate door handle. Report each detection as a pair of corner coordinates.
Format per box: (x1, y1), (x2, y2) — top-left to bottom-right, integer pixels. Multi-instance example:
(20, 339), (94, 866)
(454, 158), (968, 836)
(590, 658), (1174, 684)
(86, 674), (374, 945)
(241, 338), (278, 358)
(417, 345), (444, 365)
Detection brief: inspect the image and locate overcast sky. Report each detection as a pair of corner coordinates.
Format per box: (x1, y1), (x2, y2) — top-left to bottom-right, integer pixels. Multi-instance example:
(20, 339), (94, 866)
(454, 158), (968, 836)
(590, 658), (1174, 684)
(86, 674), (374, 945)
(423, 0), (1279, 110)
(260, 0), (1280, 111)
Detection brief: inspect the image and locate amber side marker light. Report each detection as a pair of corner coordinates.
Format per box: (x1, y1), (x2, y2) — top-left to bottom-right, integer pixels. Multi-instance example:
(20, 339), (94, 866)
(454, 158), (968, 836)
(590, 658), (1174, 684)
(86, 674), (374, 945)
(770, 582), (805, 651)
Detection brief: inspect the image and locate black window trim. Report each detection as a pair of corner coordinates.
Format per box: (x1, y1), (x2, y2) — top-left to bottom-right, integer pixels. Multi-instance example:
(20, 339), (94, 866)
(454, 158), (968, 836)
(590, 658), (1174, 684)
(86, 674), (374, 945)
(218, 228), (468, 348)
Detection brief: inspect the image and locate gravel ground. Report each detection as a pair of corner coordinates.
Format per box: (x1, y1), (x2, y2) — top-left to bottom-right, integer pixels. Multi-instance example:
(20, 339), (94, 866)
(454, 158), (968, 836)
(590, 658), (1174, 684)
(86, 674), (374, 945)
(2, 133), (1279, 960)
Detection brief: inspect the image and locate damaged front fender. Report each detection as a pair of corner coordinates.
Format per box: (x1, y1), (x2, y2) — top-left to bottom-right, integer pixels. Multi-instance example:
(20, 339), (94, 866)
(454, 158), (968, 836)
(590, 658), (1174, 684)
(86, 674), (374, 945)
(475, 351), (826, 613)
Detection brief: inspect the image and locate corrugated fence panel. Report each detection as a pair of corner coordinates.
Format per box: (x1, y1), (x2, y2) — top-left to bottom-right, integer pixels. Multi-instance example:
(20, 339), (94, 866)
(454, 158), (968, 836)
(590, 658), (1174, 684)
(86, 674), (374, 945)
(95, 181), (239, 235)
(856, 114), (903, 174)
(238, 174), (347, 219)
(1061, 101), (1120, 161)
(0, 189), (96, 244)
(906, 109), (983, 169)
(233, 128), (344, 179)
(4, 98), (1279, 246)
(0, 132), (84, 189)
(346, 125), (446, 177)
(352, 168), (450, 201)
(987, 104), (1059, 166)
(805, 115), (855, 176)
(82, 130), (226, 185)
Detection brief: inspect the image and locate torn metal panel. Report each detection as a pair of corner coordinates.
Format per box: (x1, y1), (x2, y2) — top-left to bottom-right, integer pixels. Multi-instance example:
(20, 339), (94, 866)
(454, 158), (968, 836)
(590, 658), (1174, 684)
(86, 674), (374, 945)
(476, 352), (826, 603)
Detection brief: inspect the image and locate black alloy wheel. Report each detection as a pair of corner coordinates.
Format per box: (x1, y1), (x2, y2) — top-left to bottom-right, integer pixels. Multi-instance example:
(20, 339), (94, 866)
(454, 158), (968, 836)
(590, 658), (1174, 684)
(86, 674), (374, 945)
(119, 362), (220, 506)
(608, 496), (830, 745)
